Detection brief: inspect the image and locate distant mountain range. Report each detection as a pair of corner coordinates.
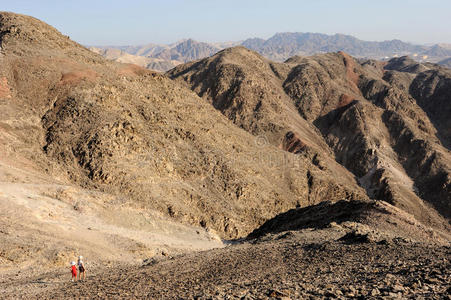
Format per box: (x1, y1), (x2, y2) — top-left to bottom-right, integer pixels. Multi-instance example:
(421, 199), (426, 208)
(90, 33), (451, 72)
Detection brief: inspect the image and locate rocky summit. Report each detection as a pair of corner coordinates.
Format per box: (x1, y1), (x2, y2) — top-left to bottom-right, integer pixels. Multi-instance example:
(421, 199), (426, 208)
(0, 12), (450, 299)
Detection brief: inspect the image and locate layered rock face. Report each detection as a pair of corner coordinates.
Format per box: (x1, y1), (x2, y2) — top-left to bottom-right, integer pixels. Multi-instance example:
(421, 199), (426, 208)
(169, 47), (451, 232)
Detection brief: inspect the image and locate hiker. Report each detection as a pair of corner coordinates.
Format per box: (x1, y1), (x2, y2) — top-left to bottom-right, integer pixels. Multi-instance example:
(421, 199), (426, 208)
(78, 256), (86, 280)
(70, 261), (77, 282)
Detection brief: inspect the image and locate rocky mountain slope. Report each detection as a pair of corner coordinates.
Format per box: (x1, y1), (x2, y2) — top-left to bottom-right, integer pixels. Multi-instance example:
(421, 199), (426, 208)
(1, 11), (450, 299)
(169, 47), (451, 233)
(93, 33), (451, 71)
(15, 201), (451, 299)
(0, 10), (370, 269)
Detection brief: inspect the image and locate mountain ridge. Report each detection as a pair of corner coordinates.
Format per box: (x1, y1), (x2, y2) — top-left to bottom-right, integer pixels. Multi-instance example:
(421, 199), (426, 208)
(168, 47), (451, 232)
(91, 32), (451, 71)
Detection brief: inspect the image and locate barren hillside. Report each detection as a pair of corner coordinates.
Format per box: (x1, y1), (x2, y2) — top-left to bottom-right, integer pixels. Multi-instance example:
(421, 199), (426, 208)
(169, 47), (451, 233)
(0, 11), (368, 269)
(19, 200), (451, 299)
(1, 12), (450, 299)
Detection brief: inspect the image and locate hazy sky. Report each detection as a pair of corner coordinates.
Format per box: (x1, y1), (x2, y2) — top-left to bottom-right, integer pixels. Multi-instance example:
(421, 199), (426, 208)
(2, 0), (450, 46)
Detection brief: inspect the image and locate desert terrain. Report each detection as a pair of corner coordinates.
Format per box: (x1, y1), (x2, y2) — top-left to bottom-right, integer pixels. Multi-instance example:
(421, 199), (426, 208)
(0, 12), (450, 299)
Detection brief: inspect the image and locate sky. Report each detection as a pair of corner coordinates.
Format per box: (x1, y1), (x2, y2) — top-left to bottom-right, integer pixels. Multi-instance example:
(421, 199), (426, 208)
(1, 0), (450, 46)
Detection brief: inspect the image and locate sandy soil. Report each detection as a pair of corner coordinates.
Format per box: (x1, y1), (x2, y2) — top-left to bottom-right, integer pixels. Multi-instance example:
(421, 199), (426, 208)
(0, 160), (223, 298)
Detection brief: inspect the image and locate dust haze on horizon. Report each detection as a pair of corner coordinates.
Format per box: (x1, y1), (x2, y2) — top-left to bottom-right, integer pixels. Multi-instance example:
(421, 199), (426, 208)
(2, 0), (451, 46)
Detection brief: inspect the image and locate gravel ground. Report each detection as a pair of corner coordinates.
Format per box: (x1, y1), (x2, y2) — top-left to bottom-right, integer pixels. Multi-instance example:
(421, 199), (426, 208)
(20, 230), (450, 299)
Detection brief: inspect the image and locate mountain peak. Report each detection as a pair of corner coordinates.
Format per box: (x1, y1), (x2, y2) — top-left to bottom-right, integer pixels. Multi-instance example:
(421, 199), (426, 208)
(1, 12), (60, 44)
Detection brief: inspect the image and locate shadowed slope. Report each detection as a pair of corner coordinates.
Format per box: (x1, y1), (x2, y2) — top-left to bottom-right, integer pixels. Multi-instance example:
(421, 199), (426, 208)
(247, 199), (450, 243)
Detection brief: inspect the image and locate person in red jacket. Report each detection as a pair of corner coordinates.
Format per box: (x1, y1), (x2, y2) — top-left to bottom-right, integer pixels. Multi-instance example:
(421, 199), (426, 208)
(70, 261), (77, 282)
